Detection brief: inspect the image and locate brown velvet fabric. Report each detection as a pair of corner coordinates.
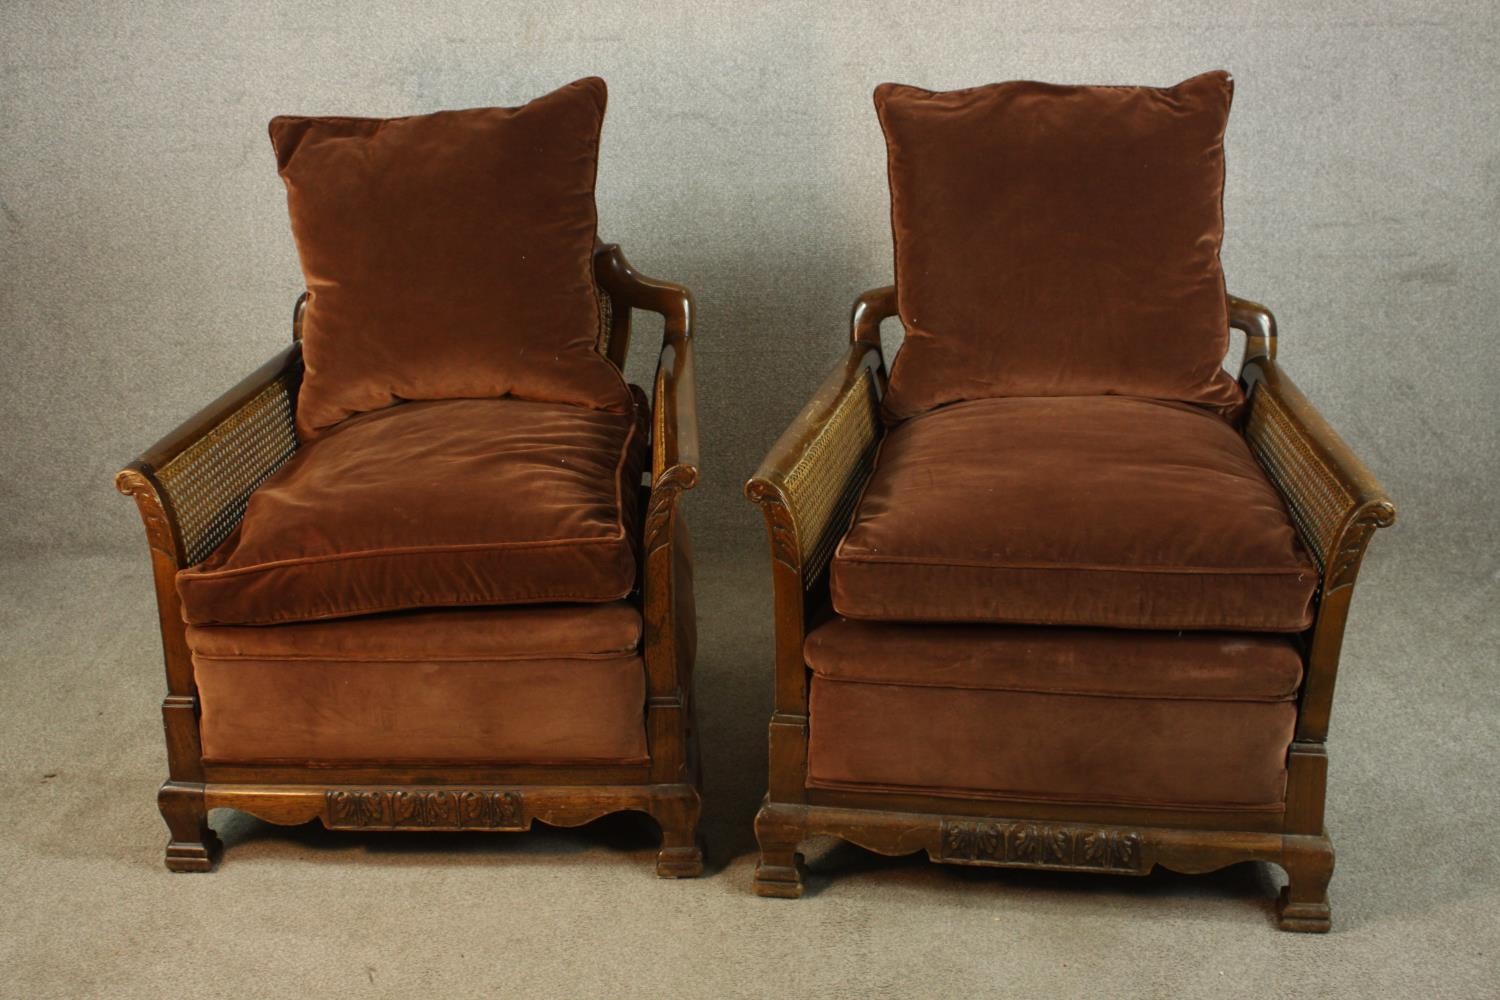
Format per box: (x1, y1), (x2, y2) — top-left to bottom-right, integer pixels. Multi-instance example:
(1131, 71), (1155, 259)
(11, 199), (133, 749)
(808, 678), (1294, 809)
(875, 71), (1244, 422)
(271, 77), (631, 438)
(831, 396), (1318, 630)
(187, 602), (641, 661)
(805, 619), (1303, 702)
(805, 620), (1298, 809)
(177, 396), (647, 626)
(190, 604), (647, 764)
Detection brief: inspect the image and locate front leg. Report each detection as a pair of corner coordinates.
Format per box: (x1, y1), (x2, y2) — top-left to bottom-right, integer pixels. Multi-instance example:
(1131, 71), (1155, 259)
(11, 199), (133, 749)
(158, 781), (220, 872)
(1276, 832), (1335, 932)
(753, 800), (807, 898)
(651, 783), (704, 878)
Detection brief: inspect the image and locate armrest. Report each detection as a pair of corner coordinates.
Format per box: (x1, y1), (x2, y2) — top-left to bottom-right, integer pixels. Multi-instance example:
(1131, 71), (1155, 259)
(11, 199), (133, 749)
(1242, 356), (1395, 594)
(851, 285), (897, 345)
(746, 342), (884, 589)
(1242, 354), (1395, 743)
(1230, 294), (1277, 362)
(115, 343), (303, 568)
(745, 335), (885, 762)
(649, 335), (699, 502)
(593, 244), (699, 765)
(593, 243), (700, 521)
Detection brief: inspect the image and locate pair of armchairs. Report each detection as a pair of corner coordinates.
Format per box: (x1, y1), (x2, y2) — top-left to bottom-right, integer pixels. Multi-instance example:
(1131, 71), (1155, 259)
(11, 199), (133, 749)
(117, 73), (1391, 931)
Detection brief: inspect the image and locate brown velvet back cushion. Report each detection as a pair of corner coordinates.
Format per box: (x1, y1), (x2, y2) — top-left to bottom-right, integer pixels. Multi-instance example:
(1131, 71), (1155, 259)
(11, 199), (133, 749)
(271, 77), (630, 438)
(875, 71), (1244, 422)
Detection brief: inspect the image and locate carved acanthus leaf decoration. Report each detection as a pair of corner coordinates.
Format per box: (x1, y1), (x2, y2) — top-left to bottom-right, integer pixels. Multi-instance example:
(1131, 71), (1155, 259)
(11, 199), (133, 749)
(745, 480), (799, 570)
(114, 468), (179, 560)
(645, 465), (698, 556)
(1327, 502), (1396, 591)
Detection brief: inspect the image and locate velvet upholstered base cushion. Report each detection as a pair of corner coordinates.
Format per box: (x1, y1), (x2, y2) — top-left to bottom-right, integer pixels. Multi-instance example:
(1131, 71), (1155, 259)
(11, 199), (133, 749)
(805, 618), (1300, 809)
(272, 77), (631, 438)
(189, 603), (647, 764)
(176, 396), (646, 626)
(831, 396), (1318, 630)
(876, 71), (1243, 422)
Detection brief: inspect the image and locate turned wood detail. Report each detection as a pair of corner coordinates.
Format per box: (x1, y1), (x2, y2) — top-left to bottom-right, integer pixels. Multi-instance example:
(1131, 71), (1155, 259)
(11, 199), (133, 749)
(937, 819), (1146, 873)
(324, 788), (525, 831)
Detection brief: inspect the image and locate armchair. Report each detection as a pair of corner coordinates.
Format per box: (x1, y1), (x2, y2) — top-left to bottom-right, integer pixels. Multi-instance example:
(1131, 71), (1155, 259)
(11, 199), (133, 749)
(746, 289), (1393, 929)
(745, 72), (1394, 930)
(117, 243), (704, 876)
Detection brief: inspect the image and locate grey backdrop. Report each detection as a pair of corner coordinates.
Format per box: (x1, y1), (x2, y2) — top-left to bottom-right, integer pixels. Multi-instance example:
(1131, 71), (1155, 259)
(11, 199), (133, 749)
(3, 3), (1498, 997)
(4, 0), (1495, 562)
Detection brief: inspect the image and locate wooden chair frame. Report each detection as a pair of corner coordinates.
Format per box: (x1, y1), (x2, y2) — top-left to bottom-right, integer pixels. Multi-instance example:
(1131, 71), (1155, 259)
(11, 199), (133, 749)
(745, 288), (1394, 930)
(117, 243), (704, 877)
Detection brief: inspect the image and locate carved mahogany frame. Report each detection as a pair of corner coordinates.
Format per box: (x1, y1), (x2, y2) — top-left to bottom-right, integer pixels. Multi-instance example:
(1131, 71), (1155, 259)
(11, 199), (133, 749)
(117, 244), (703, 877)
(745, 289), (1394, 931)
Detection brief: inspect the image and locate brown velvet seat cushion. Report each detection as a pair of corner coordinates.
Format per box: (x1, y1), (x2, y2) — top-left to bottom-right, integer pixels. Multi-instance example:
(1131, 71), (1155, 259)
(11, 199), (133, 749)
(805, 618), (1300, 809)
(875, 71), (1243, 422)
(189, 603), (647, 764)
(831, 395), (1318, 630)
(272, 77), (631, 438)
(177, 396), (646, 626)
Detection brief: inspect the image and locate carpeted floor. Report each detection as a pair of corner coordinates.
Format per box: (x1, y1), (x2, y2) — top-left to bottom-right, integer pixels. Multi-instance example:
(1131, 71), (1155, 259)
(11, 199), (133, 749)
(3, 2), (1497, 994)
(0, 530), (1495, 998)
